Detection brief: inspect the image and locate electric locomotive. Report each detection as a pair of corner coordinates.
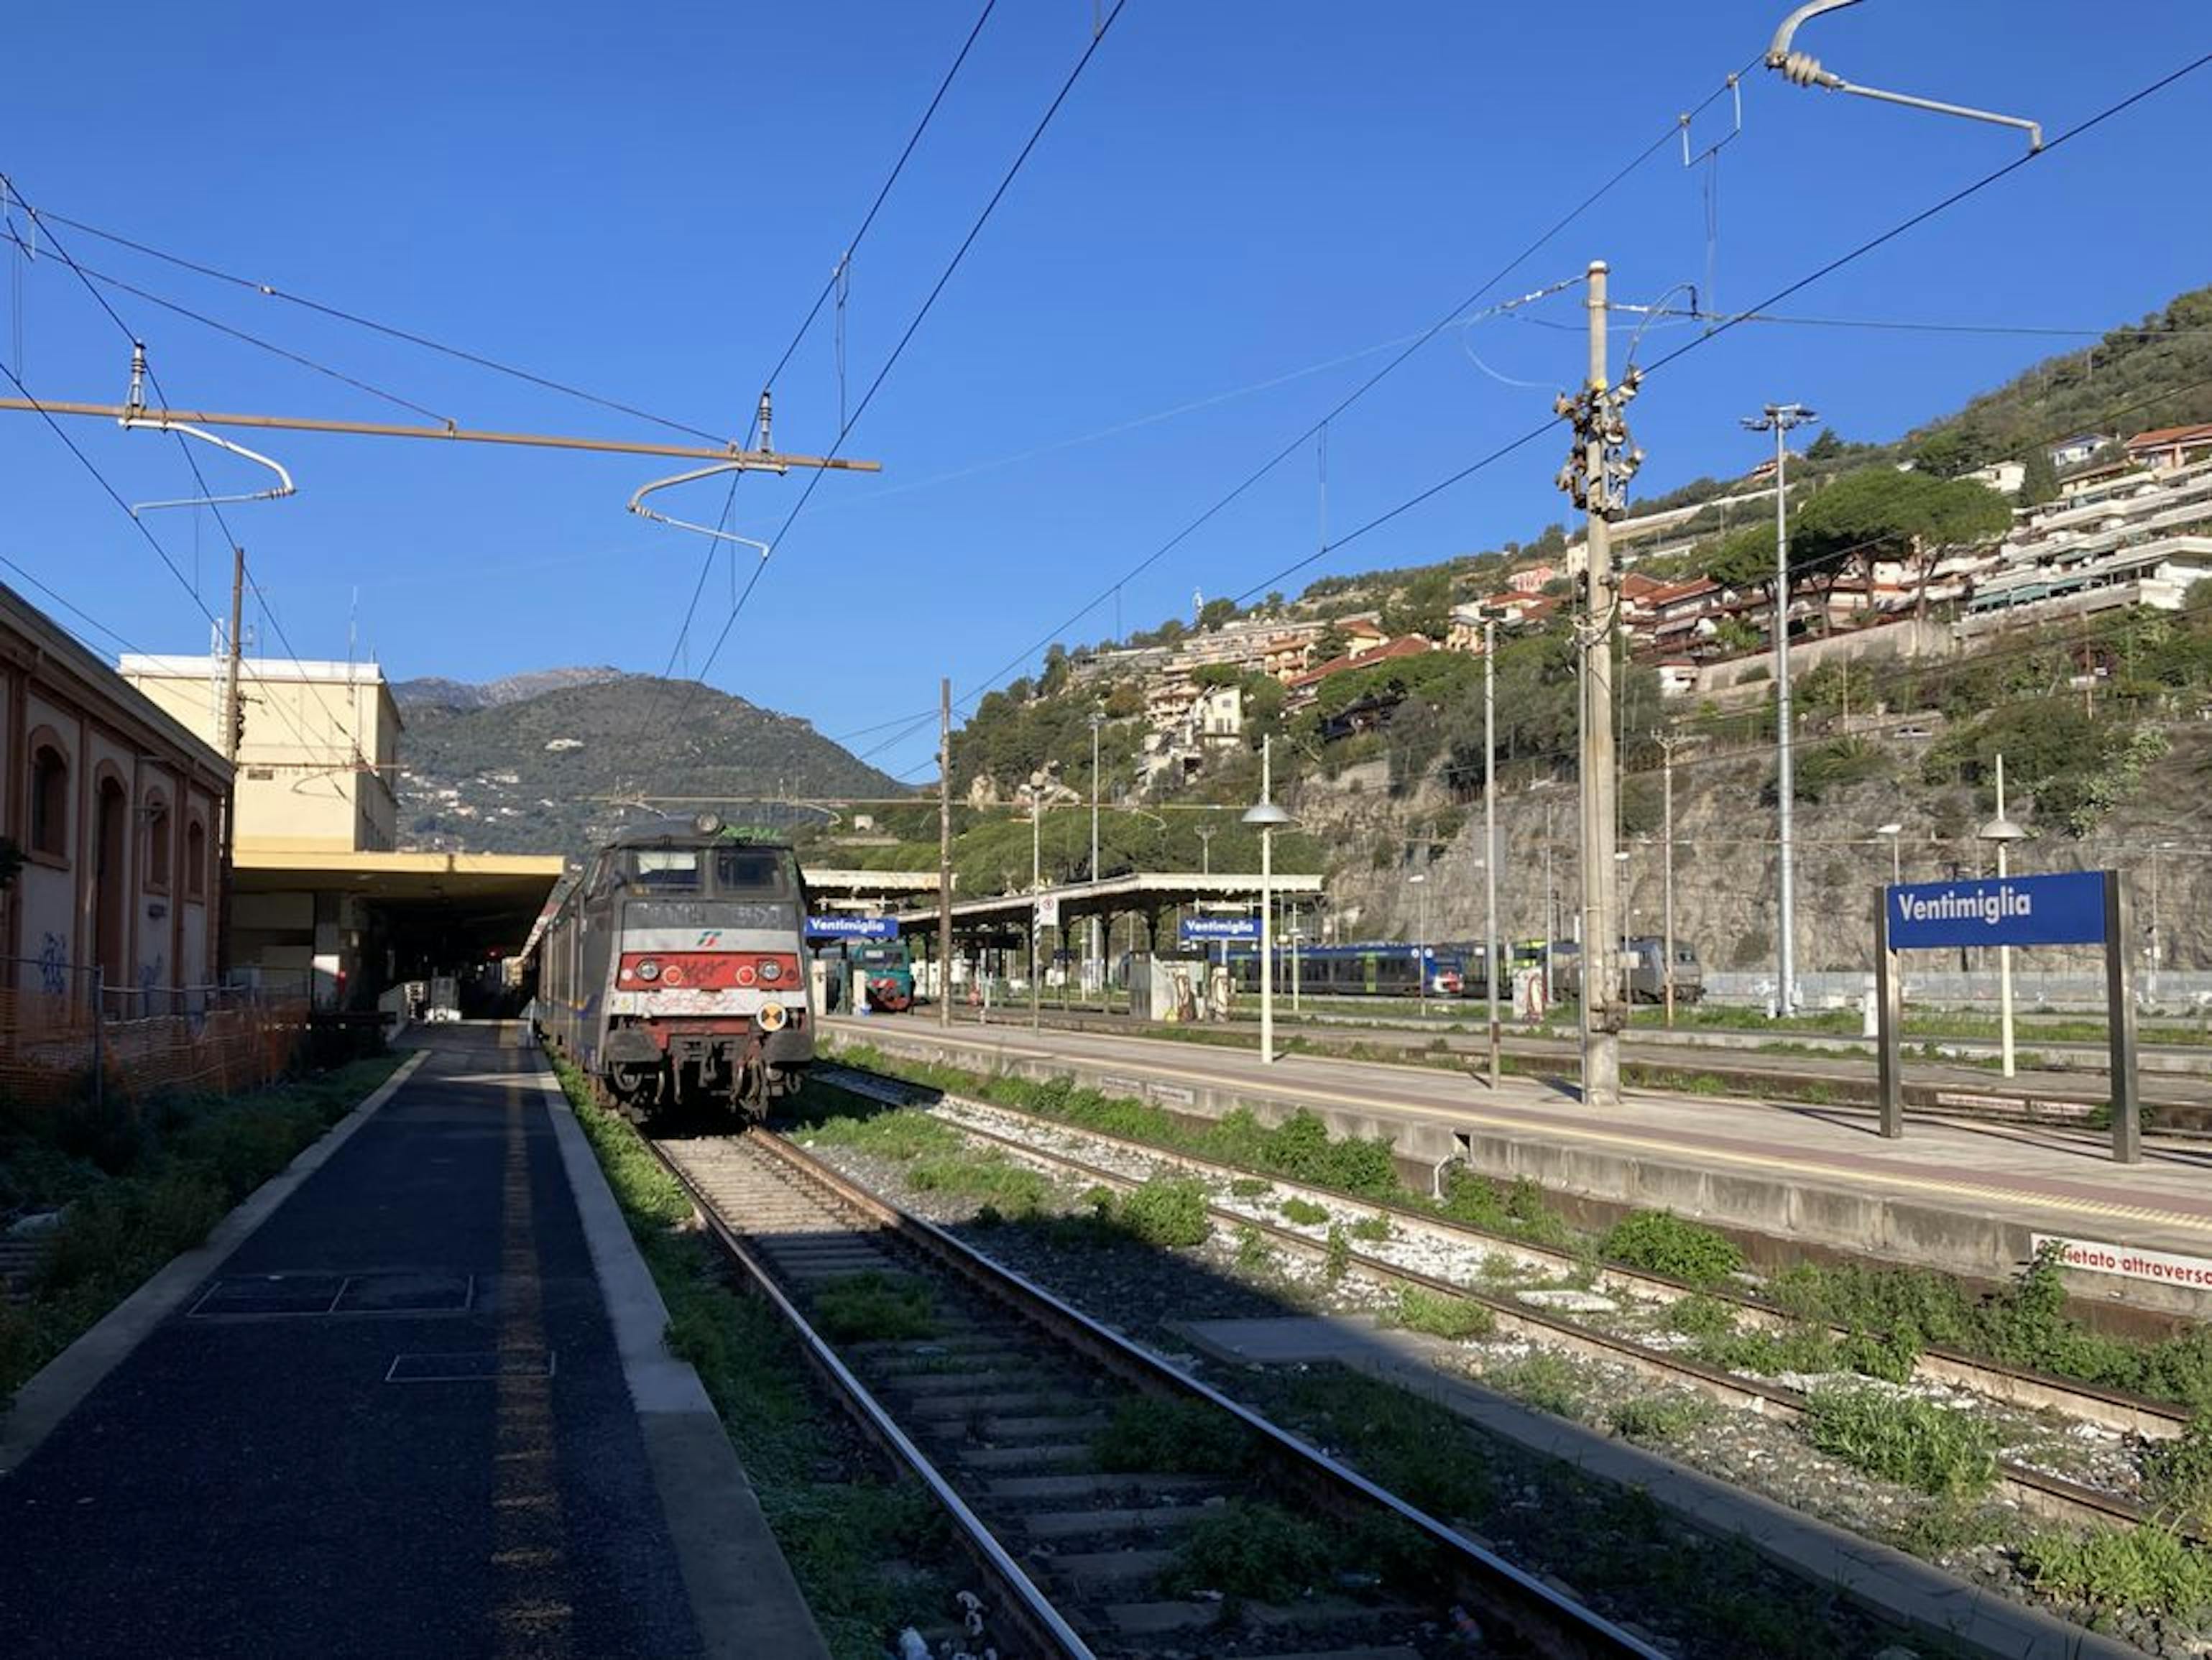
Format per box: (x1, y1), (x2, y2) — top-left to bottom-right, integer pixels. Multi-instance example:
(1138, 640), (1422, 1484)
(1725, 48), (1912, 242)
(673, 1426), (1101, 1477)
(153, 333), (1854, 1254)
(536, 815), (812, 1120)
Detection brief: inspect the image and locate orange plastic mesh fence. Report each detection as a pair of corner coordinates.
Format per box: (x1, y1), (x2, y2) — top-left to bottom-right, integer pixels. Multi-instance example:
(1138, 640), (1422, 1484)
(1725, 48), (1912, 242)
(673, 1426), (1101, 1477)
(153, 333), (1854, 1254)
(0, 987), (308, 1108)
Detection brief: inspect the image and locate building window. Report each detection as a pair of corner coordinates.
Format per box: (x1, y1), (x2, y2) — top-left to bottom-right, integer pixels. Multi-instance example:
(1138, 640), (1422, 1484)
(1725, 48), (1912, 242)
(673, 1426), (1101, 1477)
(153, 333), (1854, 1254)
(146, 797), (172, 892)
(185, 818), (208, 900)
(30, 743), (68, 859)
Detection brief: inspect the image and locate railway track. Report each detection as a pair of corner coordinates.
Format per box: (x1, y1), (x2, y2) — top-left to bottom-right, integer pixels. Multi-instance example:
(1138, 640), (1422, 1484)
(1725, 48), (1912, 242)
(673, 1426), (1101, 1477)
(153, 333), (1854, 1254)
(646, 1121), (1666, 1659)
(814, 1061), (2184, 1541)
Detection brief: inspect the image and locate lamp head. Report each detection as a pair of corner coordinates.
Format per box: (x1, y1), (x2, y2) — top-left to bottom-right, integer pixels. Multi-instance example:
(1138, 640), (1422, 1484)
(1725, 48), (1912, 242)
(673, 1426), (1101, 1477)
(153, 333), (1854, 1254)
(1242, 801), (1292, 828)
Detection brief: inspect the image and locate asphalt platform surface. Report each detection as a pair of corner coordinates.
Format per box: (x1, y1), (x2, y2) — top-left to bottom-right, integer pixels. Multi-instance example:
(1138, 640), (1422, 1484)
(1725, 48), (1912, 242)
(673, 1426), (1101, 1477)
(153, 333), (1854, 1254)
(0, 1024), (704, 1658)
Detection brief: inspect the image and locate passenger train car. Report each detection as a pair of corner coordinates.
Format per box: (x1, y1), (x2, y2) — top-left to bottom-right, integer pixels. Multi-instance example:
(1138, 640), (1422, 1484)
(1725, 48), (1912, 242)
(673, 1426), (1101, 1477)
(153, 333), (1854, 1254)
(536, 816), (813, 1120)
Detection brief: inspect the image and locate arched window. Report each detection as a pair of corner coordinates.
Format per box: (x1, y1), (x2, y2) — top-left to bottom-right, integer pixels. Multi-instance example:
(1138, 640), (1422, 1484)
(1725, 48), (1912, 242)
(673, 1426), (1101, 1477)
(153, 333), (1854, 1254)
(30, 743), (68, 860)
(146, 795), (172, 891)
(185, 817), (208, 900)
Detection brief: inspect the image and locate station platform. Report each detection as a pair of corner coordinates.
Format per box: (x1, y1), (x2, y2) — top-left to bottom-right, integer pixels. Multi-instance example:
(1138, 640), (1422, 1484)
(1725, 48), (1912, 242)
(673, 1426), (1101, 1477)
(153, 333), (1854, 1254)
(0, 1023), (824, 1660)
(828, 1013), (2212, 1318)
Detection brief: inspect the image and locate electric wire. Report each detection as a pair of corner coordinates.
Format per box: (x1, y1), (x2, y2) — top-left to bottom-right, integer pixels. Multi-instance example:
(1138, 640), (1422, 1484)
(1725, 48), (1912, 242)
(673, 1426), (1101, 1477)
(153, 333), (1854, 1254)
(622, 0), (1002, 759)
(0, 228), (453, 422)
(1223, 50), (2212, 622)
(953, 57), (1762, 717)
(659, 0), (1130, 757)
(4, 180), (731, 446)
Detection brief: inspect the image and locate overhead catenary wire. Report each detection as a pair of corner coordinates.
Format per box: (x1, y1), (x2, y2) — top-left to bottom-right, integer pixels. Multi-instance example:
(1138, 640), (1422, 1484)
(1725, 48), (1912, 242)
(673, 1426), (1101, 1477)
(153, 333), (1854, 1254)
(951, 57), (1763, 719)
(620, 0), (1003, 759)
(854, 54), (2212, 787)
(1222, 50), (2212, 622)
(658, 0), (1130, 762)
(0, 227), (455, 423)
(4, 178), (732, 446)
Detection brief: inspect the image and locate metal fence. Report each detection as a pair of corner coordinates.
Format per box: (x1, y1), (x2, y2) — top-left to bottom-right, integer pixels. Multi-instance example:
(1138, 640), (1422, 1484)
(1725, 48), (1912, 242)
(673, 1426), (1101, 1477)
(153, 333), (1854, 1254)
(1705, 967), (2212, 1017)
(0, 956), (307, 1109)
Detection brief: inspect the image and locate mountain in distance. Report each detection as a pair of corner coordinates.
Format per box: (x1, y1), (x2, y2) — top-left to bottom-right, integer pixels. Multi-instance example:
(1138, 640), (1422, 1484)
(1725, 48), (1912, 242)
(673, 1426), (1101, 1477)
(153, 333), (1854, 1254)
(393, 665), (630, 711)
(397, 673), (911, 857)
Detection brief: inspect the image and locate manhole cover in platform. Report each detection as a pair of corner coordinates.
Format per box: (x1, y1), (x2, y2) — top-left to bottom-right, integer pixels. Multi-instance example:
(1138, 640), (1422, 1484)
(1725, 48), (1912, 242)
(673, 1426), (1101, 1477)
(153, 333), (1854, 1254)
(190, 1271), (475, 1319)
(335, 1271), (474, 1314)
(190, 1273), (348, 1317)
(386, 1350), (556, 1383)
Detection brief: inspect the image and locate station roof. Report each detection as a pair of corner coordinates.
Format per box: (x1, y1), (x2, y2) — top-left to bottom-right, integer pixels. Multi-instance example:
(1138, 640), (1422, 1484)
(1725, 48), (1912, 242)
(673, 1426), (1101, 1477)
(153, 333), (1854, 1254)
(888, 870), (1324, 941)
(235, 849), (565, 959)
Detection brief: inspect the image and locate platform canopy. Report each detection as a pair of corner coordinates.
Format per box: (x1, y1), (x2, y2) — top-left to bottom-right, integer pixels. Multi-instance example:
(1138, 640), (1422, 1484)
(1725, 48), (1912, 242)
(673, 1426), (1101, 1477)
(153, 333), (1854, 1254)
(889, 870), (1325, 949)
(234, 849), (566, 965)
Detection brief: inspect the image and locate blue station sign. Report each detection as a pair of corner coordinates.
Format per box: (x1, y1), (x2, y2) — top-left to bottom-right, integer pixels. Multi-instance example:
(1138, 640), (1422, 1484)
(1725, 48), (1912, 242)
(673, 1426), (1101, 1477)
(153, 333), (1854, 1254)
(1180, 916), (1259, 944)
(806, 915), (899, 941)
(1886, 872), (2107, 951)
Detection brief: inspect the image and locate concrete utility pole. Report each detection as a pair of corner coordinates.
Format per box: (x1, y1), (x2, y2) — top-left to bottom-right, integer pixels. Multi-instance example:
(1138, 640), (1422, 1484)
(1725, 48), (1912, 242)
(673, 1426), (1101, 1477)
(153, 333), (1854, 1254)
(938, 678), (952, 1030)
(1483, 616), (1501, 1087)
(1554, 259), (1641, 1109)
(1741, 401), (1817, 1016)
(1089, 709), (1105, 998)
(1030, 785), (1043, 1033)
(1657, 733), (1679, 1029)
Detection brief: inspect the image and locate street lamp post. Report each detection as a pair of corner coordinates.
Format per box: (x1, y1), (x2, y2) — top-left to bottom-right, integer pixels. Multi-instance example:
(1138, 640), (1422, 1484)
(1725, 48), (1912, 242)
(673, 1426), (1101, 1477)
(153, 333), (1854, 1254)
(1978, 753), (2027, 1079)
(1243, 734), (1294, 1065)
(1741, 401), (1817, 1016)
(1876, 821), (1903, 887)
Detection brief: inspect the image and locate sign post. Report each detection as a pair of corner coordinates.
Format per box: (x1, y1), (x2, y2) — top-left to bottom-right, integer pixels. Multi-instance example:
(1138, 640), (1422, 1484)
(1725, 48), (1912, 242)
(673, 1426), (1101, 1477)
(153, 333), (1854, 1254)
(1873, 889), (1903, 1139)
(2106, 870), (2141, 1166)
(1876, 870), (2139, 1163)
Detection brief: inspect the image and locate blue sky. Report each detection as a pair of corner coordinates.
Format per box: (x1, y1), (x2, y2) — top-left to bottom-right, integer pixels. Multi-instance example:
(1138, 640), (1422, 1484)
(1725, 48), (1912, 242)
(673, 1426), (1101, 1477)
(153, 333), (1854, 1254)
(4, 1), (2208, 786)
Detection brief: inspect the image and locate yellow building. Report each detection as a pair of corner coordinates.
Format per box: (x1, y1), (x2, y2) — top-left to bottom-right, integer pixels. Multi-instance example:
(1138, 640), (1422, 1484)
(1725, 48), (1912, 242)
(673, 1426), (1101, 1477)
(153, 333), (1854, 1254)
(117, 654), (558, 1011)
(116, 655), (399, 854)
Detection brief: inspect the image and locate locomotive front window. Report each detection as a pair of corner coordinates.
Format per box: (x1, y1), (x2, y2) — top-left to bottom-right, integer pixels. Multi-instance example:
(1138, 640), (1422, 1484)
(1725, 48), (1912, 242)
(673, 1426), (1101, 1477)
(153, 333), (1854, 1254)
(632, 849), (701, 890)
(714, 848), (793, 894)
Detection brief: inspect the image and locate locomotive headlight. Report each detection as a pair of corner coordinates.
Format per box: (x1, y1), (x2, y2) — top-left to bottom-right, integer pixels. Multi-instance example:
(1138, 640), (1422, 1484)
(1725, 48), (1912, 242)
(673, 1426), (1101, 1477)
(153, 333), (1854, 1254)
(759, 960), (783, 984)
(757, 1001), (788, 1032)
(635, 959), (662, 982)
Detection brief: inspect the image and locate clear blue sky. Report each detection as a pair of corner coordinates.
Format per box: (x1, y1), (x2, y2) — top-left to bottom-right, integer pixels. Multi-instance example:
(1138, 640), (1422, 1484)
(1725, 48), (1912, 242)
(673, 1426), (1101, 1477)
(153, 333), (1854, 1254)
(4, 1), (2208, 787)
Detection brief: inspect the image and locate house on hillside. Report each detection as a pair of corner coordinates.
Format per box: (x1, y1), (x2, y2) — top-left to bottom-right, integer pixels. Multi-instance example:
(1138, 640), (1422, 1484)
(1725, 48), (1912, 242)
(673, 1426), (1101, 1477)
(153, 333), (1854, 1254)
(1504, 563), (1557, 594)
(1963, 456), (2212, 632)
(1135, 683), (1243, 788)
(1284, 635), (1433, 711)
(2126, 424), (2212, 473)
(2050, 433), (2110, 470)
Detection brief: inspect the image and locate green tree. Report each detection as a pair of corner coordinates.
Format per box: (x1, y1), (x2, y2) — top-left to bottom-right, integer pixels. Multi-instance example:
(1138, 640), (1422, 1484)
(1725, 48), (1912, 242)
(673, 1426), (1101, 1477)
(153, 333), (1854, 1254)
(1381, 569), (1455, 640)
(1909, 428), (1978, 479)
(1806, 426), (1845, 462)
(1197, 596), (1239, 632)
(1793, 466), (2011, 619)
(2018, 443), (2060, 507)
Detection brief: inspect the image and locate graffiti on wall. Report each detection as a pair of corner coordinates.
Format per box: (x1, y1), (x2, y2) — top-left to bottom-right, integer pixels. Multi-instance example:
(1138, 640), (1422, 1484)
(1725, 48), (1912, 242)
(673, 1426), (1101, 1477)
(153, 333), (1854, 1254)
(37, 931), (69, 996)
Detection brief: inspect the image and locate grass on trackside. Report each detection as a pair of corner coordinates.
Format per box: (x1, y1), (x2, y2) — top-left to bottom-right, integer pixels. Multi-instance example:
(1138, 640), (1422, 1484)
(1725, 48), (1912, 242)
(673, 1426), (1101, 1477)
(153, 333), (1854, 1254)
(819, 1042), (2212, 1411)
(0, 1051), (402, 1401)
(1246, 1365), (1902, 1659)
(555, 1060), (960, 1660)
(1091, 1393), (1259, 1476)
(1391, 1286), (1493, 1341)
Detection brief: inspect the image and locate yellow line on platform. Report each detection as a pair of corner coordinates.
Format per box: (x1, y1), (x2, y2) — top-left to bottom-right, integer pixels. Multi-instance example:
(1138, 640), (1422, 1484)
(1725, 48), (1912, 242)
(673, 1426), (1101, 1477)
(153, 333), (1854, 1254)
(860, 1025), (2212, 1241)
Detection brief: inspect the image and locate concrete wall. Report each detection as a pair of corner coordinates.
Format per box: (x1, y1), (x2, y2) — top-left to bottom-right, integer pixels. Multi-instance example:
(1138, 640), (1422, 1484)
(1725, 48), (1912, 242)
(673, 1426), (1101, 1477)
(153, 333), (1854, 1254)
(1696, 615), (1950, 696)
(119, 657), (399, 855)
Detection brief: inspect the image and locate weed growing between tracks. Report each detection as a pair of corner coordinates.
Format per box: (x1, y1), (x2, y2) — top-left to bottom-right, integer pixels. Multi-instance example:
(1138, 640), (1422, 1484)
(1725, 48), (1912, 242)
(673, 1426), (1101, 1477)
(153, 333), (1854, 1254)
(555, 1062), (958, 1660)
(1802, 1385), (2000, 1499)
(1092, 1395), (1259, 1475)
(0, 1053), (401, 1401)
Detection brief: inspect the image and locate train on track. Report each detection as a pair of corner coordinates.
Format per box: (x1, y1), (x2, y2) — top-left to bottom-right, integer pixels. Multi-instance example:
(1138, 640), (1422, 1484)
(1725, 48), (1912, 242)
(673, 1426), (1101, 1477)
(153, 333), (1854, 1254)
(535, 815), (813, 1121)
(1219, 940), (1471, 997)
